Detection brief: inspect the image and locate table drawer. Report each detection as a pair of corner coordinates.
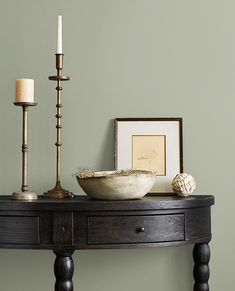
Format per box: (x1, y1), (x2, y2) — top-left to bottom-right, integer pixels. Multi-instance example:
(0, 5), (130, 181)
(0, 216), (39, 245)
(87, 214), (185, 245)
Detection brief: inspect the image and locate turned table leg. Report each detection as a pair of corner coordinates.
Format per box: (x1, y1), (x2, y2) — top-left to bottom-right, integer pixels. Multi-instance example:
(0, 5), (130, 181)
(53, 250), (74, 291)
(193, 243), (210, 291)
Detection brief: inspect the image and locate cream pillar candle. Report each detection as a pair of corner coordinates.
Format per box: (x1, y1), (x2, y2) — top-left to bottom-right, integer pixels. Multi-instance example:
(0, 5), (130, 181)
(15, 79), (34, 103)
(57, 15), (62, 54)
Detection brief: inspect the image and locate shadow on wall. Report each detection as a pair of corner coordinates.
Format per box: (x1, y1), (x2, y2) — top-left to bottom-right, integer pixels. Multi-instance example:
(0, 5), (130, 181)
(96, 119), (115, 171)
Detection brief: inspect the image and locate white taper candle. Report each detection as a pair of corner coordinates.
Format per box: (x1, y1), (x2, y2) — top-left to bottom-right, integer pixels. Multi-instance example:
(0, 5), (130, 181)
(57, 15), (62, 54)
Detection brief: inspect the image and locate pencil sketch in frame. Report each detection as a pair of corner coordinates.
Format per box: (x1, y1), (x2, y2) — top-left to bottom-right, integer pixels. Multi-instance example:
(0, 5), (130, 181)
(114, 118), (183, 193)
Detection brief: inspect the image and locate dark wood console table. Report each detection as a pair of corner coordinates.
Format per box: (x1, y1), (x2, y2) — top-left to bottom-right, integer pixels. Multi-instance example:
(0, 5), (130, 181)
(0, 195), (214, 291)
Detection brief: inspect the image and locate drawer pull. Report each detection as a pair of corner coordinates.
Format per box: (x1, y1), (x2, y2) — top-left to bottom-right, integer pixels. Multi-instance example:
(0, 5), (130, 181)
(136, 227), (145, 233)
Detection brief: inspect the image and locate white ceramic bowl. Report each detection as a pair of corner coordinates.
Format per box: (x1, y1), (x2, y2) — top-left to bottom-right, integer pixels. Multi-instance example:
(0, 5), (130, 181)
(76, 170), (156, 200)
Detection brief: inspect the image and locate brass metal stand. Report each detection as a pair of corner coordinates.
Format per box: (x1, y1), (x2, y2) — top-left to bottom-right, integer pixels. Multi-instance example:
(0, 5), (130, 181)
(12, 102), (37, 200)
(44, 54), (73, 199)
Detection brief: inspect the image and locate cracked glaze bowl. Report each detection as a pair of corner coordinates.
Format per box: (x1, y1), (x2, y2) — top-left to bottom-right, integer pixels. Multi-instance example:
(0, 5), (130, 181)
(76, 170), (156, 200)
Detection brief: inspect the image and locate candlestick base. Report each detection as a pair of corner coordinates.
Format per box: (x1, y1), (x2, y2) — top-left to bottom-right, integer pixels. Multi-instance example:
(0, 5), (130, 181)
(44, 182), (73, 199)
(11, 192), (38, 201)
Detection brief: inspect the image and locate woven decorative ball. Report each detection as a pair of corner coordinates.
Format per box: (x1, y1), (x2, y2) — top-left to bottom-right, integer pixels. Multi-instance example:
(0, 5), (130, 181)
(172, 173), (196, 197)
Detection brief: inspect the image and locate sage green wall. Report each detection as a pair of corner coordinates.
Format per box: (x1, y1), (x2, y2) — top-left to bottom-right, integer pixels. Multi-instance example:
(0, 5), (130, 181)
(0, 0), (233, 290)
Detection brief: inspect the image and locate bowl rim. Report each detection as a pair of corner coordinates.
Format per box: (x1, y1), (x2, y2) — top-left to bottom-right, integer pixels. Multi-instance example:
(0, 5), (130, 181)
(77, 169), (156, 179)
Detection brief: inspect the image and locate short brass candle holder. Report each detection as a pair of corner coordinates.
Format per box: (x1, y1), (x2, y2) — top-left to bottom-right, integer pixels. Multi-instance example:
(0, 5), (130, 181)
(44, 54), (73, 199)
(12, 102), (38, 201)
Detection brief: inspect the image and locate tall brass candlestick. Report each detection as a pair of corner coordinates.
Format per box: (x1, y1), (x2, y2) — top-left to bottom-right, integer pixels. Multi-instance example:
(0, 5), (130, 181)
(44, 54), (73, 199)
(12, 102), (37, 200)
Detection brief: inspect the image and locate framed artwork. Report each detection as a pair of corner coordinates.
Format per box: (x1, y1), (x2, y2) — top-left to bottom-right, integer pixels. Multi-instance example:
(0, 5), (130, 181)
(114, 118), (183, 193)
